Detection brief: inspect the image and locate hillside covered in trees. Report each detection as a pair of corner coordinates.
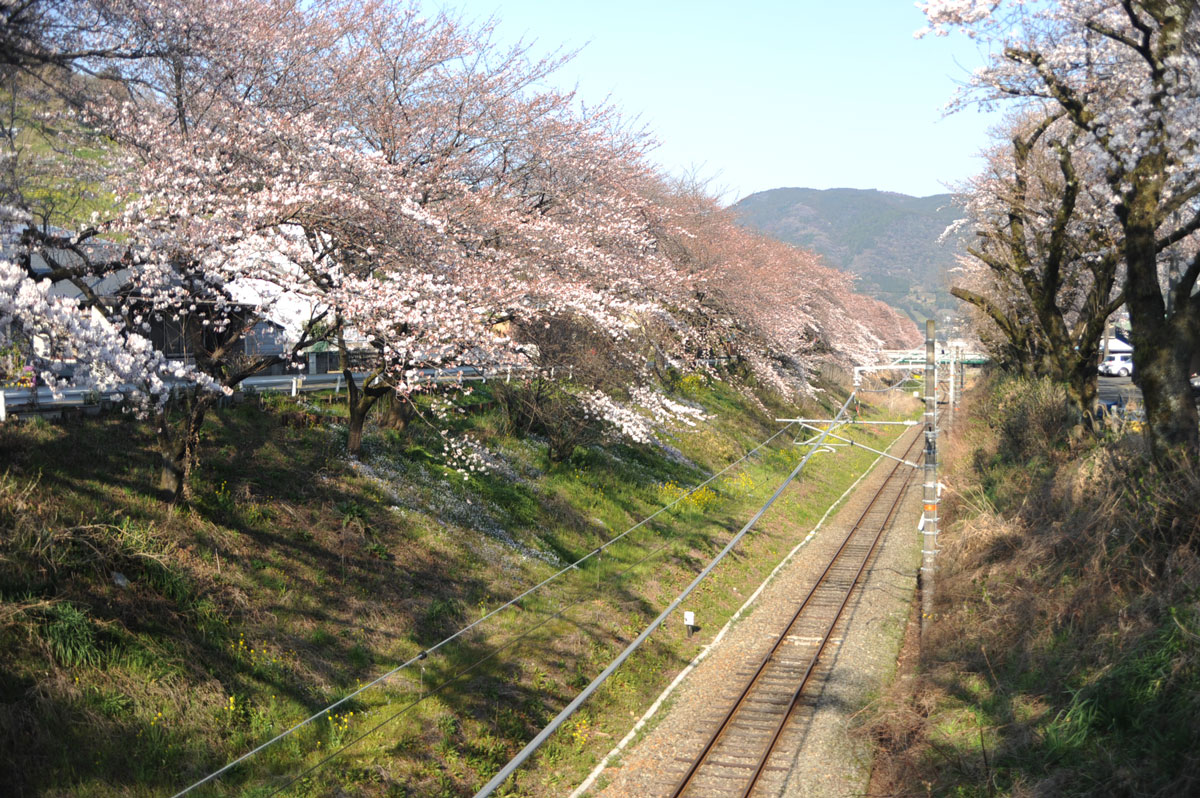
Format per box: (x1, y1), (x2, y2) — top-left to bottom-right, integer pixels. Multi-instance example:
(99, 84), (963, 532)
(1, 0), (919, 500)
(731, 187), (965, 323)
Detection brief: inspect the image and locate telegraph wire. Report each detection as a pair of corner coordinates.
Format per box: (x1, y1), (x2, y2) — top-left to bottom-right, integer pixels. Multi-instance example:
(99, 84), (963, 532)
(171, 415), (801, 798)
(471, 391), (858, 797)
(265, 536), (679, 797)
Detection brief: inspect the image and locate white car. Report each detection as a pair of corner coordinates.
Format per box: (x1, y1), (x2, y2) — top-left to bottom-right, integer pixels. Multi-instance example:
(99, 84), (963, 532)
(1099, 353), (1134, 377)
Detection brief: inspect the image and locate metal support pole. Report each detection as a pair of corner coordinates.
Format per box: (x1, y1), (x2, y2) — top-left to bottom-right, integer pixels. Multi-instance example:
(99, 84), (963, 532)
(948, 347), (956, 416)
(956, 347), (965, 405)
(921, 319), (938, 642)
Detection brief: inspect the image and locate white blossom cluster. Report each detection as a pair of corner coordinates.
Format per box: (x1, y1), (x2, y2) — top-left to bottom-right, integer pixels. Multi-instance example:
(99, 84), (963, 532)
(439, 433), (492, 480)
(2, 0), (923, 452)
(629, 386), (710, 428)
(580, 390), (656, 444)
(580, 386), (711, 446)
(0, 254), (221, 411)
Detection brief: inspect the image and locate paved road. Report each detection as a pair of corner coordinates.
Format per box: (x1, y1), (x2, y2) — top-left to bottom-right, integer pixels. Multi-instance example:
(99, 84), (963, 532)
(1098, 375), (1141, 407)
(1097, 374), (1200, 411)
(0, 365), (526, 421)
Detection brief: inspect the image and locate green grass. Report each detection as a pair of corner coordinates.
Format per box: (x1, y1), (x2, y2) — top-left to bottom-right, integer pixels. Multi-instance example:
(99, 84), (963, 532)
(0, 377), (920, 797)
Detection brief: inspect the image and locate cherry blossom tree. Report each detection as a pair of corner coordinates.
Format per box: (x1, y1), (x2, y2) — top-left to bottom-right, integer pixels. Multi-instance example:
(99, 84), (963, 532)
(2, 0), (926, 491)
(950, 109), (1125, 419)
(300, 0), (698, 457)
(0, 0), (167, 72)
(920, 0), (1200, 460)
(650, 182), (920, 396)
(1, 0), (384, 498)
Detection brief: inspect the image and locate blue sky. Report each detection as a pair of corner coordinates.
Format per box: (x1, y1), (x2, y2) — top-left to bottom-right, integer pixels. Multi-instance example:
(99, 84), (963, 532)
(442, 0), (1000, 203)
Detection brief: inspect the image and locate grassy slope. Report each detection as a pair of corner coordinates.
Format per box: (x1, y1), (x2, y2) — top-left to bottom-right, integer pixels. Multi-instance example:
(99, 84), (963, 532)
(865, 375), (1200, 798)
(0, 375), (920, 797)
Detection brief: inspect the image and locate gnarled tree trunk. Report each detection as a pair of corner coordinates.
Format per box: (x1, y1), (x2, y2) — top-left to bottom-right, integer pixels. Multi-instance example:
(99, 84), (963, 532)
(156, 390), (215, 503)
(344, 366), (392, 457)
(1120, 182), (1200, 462)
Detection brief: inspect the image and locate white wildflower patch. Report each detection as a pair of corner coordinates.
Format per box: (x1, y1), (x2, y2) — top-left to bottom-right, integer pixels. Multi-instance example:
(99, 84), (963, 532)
(440, 433), (492, 480)
(348, 446), (559, 566)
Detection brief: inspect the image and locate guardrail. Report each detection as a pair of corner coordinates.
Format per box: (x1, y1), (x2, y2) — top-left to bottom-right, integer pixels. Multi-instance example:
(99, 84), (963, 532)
(0, 357), (746, 423)
(0, 364), (537, 423)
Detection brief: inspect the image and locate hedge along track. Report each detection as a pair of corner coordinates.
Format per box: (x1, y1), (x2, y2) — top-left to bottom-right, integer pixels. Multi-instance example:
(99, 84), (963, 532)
(667, 426), (924, 798)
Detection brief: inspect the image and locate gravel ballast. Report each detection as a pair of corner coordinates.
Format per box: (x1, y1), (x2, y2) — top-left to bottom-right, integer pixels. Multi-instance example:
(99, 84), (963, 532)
(582, 427), (924, 798)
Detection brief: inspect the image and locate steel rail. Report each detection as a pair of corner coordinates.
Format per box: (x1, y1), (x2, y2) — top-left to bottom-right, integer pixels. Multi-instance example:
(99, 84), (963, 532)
(736, 431), (921, 797)
(670, 428), (923, 798)
(470, 393), (858, 798)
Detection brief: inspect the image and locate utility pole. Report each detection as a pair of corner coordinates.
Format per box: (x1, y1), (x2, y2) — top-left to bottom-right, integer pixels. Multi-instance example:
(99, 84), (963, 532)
(921, 319), (938, 642)
(956, 347), (964, 407)
(948, 346), (956, 417)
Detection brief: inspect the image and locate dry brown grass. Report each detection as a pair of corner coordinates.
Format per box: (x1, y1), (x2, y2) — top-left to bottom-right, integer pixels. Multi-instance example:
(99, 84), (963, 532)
(862, 373), (1200, 798)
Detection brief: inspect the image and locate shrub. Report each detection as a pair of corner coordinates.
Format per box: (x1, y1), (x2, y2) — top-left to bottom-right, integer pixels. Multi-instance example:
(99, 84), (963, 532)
(988, 376), (1079, 461)
(492, 380), (605, 464)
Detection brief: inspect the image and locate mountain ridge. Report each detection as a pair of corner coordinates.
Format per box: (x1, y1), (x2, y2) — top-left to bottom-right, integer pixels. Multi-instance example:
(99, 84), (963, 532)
(730, 186), (965, 323)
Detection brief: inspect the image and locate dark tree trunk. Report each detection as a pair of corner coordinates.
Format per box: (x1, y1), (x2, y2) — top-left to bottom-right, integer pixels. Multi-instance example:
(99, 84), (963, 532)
(344, 367), (388, 457)
(156, 391), (215, 503)
(1129, 308), (1199, 459)
(347, 406), (367, 456)
(1065, 360), (1099, 428)
(1121, 188), (1200, 462)
(157, 415), (186, 501)
(381, 391), (416, 432)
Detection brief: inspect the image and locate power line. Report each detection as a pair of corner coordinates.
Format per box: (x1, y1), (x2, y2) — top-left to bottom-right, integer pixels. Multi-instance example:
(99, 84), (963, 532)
(265, 528), (677, 797)
(170, 415), (800, 798)
(471, 391), (858, 798)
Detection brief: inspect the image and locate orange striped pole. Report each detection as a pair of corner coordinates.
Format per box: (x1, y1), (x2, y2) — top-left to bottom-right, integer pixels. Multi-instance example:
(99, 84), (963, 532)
(921, 319), (938, 642)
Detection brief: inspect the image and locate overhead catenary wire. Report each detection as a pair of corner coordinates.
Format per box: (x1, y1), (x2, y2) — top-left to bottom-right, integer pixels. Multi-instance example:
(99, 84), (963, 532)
(794, 421), (923, 468)
(856, 370), (918, 393)
(170, 413), (803, 798)
(852, 348), (923, 394)
(264, 531), (678, 798)
(568, 415), (911, 798)
(471, 391), (858, 798)
(280, 399), (905, 798)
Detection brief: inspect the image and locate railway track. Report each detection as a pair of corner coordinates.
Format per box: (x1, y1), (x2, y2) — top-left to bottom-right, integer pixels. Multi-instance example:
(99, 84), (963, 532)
(665, 427), (925, 798)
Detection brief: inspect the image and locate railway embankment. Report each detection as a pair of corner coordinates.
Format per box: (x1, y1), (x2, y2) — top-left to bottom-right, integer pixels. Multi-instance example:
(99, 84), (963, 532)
(0, 373), (921, 797)
(864, 374), (1200, 798)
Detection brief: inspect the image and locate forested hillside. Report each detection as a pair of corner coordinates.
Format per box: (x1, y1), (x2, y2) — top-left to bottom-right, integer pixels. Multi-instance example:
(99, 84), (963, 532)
(732, 187), (965, 322)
